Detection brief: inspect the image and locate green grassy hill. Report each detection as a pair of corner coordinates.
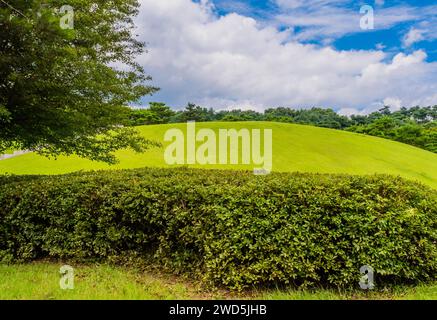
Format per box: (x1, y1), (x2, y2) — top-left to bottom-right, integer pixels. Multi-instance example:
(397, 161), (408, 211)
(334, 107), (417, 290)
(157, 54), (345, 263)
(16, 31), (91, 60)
(1, 122), (436, 188)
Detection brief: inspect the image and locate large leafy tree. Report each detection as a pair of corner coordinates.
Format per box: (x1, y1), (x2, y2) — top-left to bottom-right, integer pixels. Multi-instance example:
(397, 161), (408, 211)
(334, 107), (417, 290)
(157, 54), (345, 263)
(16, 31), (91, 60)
(0, 0), (158, 163)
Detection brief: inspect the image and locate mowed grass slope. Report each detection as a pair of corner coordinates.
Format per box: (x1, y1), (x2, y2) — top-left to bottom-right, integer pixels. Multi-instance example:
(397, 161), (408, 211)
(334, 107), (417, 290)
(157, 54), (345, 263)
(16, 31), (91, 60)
(0, 122), (436, 188)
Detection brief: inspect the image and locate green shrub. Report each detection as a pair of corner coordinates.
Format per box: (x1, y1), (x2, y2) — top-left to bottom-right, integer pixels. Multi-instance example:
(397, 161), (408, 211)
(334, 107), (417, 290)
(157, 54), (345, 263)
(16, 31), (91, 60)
(0, 168), (436, 290)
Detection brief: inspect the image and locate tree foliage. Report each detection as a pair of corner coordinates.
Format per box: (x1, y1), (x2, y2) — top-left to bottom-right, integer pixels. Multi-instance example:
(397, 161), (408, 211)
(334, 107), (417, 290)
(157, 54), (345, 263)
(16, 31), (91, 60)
(347, 106), (437, 153)
(1, 168), (436, 290)
(0, 0), (158, 163)
(128, 103), (175, 126)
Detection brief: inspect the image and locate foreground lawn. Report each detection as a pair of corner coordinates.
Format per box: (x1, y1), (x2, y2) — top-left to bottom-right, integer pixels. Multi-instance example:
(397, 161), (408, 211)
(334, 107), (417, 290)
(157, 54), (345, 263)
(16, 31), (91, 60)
(1, 122), (436, 188)
(1, 263), (436, 300)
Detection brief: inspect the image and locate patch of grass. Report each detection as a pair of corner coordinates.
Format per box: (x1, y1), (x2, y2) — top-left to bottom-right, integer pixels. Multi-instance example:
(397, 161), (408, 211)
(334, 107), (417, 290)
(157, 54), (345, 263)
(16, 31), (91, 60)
(258, 285), (437, 300)
(1, 149), (14, 155)
(0, 263), (209, 300)
(0, 263), (435, 300)
(0, 122), (436, 188)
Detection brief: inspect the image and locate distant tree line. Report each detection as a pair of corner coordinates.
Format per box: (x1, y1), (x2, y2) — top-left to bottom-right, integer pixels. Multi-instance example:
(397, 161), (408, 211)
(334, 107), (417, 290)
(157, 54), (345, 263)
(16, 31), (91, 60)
(127, 103), (437, 153)
(345, 106), (437, 153)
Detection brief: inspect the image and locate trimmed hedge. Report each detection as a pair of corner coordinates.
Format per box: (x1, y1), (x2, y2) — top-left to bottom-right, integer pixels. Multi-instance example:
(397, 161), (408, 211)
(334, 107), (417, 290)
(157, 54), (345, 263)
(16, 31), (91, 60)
(0, 168), (436, 290)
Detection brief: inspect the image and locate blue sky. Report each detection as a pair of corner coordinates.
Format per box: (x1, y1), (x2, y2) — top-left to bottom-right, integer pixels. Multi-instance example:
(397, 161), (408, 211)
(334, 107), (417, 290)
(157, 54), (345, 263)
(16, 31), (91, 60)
(136, 0), (437, 114)
(207, 0), (437, 61)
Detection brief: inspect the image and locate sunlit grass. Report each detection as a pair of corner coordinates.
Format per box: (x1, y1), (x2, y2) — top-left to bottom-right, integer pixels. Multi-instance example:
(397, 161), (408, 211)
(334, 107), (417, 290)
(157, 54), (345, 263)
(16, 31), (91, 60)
(1, 263), (435, 300)
(0, 122), (436, 188)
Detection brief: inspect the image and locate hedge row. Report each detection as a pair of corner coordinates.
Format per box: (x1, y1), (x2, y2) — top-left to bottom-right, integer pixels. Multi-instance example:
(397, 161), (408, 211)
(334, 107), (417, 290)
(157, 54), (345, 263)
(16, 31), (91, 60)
(0, 168), (436, 290)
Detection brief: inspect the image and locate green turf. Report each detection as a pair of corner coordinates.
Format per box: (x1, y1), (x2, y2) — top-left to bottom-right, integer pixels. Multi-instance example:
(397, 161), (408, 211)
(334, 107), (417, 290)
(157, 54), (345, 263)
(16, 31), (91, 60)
(0, 263), (200, 300)
(1, 149), (14, 155)
(0, 263), (435, 300)
(0, 122), (436, 188)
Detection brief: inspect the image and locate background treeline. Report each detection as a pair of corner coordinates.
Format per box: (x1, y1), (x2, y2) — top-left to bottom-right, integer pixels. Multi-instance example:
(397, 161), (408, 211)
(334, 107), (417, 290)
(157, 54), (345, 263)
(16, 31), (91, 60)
(127, 103), (437, 153)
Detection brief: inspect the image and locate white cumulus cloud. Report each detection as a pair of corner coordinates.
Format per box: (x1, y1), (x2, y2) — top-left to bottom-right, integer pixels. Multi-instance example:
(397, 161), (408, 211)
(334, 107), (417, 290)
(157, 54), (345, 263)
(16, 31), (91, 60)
(136, 0), (437, 112)
(403, 28), (425, 47)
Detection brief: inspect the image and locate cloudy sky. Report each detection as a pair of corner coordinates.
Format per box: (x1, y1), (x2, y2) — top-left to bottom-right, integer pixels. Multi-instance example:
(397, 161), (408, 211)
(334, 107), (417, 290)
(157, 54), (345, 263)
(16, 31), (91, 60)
(135, 0), (437, 115)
